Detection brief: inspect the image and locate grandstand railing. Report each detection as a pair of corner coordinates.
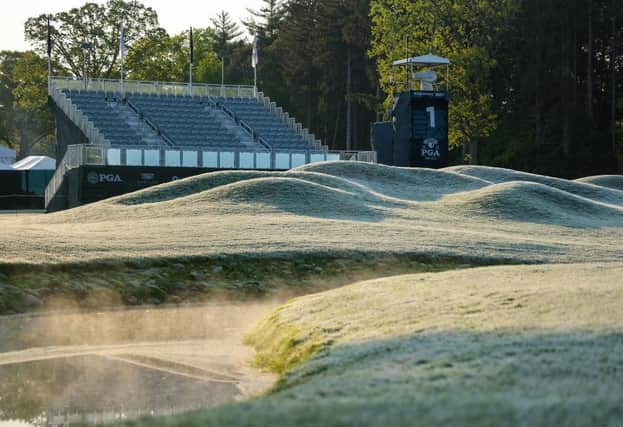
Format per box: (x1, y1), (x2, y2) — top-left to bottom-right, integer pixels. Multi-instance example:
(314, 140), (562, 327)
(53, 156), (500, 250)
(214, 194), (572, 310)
(256, 92), (325, 151)
(219, 104), (273, 151)
(44, 143), (95, 207)
(50, 76), (326, 151)
(44, 144), (377, 207)
(50, 76), (256, 98)
(48, 79), (110, 146)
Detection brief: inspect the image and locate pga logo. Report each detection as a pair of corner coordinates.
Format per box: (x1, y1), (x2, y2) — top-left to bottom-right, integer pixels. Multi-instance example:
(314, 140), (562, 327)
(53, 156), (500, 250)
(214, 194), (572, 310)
(87, 171), (123, 184)
(421, 138), (441, 161)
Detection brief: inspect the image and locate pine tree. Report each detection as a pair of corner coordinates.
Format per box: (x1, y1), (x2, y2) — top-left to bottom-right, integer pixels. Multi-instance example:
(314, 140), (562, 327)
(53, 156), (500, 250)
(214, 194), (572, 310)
(243, 0), (285, 45)
(210, 11), (242, 58)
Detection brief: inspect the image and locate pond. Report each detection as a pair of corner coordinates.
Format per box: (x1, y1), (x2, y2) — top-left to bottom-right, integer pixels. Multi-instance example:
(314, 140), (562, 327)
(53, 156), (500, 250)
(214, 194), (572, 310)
(0, 303), (278, 426)
(0, 354), (241, 426)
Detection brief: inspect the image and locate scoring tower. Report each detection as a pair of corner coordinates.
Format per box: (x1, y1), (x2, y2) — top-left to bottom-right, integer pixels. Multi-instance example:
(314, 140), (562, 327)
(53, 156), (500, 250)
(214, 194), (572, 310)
(372, 53), (450, 168)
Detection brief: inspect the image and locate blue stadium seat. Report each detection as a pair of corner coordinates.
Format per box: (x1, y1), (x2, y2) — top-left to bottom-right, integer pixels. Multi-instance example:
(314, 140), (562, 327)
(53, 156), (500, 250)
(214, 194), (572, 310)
(62, 90), (142, 146)
(62, 90), (315, 152)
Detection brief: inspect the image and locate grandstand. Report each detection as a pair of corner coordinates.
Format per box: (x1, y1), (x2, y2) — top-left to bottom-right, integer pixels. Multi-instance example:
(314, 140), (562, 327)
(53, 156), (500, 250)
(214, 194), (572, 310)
(45, 77), (376, 211)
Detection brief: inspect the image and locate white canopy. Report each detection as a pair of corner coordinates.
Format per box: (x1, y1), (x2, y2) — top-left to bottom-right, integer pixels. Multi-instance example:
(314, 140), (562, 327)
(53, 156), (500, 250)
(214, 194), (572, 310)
(392, 53), (450, 66)
(12, 155), (56, 170)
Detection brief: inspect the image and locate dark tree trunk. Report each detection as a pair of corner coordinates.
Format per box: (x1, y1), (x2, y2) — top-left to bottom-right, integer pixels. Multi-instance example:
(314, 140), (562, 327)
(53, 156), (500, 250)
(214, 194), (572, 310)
(587, 0), (594, 121)
(561, 11), (571, 157)
(470, 139), (479, 165)
(572, 11), (577, 107)
(611, 0), (617, 156)
(535, 10), (543, 146)
(19, 127), (32, 159)
(353, 103), (358, 150)
(346, 47), (352, 151)
(333, 100), (342, 149)
(376, 85), (382, 122)
(306, 88), (313, 131)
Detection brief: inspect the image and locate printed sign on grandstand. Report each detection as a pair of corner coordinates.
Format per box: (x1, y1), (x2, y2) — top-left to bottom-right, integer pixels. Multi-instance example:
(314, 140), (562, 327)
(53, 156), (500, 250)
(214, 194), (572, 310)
(87, 171), (123, 184)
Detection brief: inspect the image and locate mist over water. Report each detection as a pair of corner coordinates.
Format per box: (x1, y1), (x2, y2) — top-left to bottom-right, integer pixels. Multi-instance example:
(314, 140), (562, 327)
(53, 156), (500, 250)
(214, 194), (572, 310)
(0, 302), (280, 426)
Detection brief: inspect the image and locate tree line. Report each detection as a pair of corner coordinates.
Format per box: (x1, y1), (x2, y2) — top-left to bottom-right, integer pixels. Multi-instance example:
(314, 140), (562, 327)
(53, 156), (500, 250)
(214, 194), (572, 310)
(0, 0), (620, 177)
(372, 0), (622, 176)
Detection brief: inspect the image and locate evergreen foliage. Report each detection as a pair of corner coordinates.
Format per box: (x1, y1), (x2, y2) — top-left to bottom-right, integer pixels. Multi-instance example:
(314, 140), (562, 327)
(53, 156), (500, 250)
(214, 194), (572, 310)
(371, 0), (622, 176)
(0, 0), (620, 175)
(211, 11), (243, 58)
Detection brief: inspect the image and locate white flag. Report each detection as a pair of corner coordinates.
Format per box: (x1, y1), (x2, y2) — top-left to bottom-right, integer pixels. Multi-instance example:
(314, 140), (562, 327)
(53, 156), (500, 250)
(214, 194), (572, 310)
(119, 24), (126, 56)
(252, 35), (258, 68)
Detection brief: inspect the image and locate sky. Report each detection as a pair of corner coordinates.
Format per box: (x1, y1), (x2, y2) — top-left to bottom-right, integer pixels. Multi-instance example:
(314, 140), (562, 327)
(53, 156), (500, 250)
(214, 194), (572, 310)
(0, 0), (263, 52)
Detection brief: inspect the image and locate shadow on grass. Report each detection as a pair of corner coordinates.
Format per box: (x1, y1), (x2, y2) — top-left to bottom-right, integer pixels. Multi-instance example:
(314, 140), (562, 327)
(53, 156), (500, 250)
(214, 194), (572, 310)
(132, 331), (623, 426)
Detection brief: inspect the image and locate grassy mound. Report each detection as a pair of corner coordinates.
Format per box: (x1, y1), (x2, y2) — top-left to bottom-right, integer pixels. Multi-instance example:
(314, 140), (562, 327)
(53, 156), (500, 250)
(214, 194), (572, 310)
(113, 171), (277, 205)
(447, 165), (623, 206)
(112, 166), (417, 208)
(2, 162), (623, 265)
(576, 175), (623, 191)
(128, 263), (623, 426)
(186, 176), (400, 220)
(297, 161), (491, 201)
(439, 180), (623, 227)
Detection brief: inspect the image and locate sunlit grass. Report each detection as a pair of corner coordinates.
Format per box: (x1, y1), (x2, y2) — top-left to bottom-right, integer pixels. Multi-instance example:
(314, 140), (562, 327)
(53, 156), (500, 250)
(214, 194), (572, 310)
(127, 263), (623, 426)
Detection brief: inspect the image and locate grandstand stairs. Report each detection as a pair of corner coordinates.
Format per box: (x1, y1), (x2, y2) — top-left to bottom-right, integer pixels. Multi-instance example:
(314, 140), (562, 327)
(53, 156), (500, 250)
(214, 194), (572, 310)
(114, 102), (166, 146)
(211, 108), (259, 149)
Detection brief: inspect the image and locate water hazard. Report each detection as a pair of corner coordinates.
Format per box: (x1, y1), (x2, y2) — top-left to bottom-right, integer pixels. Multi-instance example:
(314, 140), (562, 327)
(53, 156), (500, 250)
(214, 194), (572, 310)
(0, 354), (239, 426)
(0, 303), (278, 426)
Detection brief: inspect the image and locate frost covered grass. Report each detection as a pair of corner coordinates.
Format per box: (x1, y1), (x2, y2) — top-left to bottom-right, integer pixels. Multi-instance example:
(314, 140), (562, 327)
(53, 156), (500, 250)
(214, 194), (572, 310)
(126, 263), (623, 426)
(576, 174), (623, 191)
(1, 162), (622, 265)
(0, 162), (622, 425)
(0, 254), (469, 314)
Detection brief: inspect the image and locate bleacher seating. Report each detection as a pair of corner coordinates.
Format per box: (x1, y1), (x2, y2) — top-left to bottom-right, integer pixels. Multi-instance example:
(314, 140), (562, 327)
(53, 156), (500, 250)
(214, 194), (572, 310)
(62, 90), (316, 152)
(222, 98), (312, 150)
(129, 95), (248, 150)
(64, 91), (142, 146)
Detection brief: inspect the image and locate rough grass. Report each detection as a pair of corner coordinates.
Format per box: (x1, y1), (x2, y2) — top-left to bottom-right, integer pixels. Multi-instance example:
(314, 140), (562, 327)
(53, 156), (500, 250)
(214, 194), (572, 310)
(125, 263), (623, 426)
(0, 254), (470, 315)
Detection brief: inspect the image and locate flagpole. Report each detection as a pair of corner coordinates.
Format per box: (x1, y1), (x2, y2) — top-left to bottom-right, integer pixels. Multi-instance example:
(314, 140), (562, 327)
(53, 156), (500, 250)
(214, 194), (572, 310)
(47, 15), (52, 90)
(221, 56), (225, 97)
(189, 27), (193, 96)
(251, 35), (258, 97)
(120, 24), (125, 97)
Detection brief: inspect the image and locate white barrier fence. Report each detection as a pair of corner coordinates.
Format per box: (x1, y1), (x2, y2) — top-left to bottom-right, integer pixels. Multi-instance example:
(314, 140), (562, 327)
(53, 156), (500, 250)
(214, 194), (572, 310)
(50, 76), (255, 98)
